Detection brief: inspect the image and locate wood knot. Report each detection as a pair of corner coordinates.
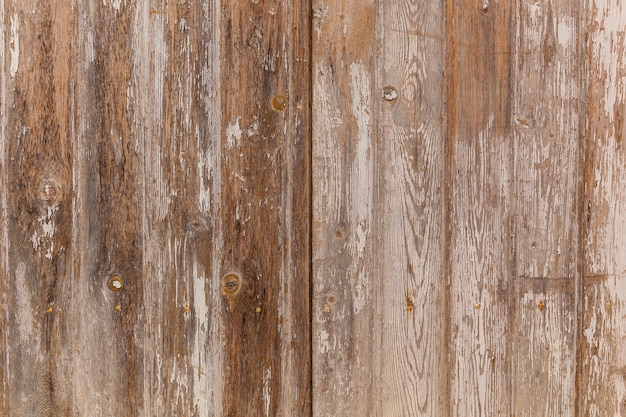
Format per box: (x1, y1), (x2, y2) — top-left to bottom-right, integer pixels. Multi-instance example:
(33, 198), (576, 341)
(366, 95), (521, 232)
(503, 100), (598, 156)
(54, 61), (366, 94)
(37, 178), (63, 206)
(107, 275), (124, 292)
(382, 86), (398, 102)
(271, 95), (288, 111)
(221, 273), (242, 296)
(187, 213), (209, 232)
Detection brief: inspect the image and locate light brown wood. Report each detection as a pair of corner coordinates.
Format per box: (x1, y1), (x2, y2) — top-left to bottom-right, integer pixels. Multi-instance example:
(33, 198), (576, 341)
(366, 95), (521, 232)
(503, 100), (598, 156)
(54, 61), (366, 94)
(582, 0), (626, 415)
(445, 1), (513, 415)
(312, 0), (447, 415)
(511, 1), (583, 415)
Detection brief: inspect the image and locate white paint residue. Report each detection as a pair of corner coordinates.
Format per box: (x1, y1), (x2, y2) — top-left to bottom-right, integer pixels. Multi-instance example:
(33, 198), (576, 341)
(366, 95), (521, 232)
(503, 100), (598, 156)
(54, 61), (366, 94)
(30, 205), (59, 259)
(557, 18), (572, 49)
(349, 62), (373, 313)
(85, 30), (95, 66)
(318, 329), (332, 353)
(9, 14), (19, 77)
(592, 1), (625, 120)
(226, 117), (243, 149)
(262, 367), (272, 417)
(15, 263), (34, 343)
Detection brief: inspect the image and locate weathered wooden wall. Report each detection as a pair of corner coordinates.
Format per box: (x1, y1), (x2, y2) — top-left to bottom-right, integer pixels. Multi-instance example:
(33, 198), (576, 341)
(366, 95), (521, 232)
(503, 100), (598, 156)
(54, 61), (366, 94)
(1, 0), (625, 416)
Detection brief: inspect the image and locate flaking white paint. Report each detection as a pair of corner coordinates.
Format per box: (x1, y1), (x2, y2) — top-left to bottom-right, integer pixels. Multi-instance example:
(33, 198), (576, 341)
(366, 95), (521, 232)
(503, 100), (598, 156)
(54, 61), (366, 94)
(348, 62), (372, 314)
(9, 14), (19, 78)
(226, 117), (243, 150)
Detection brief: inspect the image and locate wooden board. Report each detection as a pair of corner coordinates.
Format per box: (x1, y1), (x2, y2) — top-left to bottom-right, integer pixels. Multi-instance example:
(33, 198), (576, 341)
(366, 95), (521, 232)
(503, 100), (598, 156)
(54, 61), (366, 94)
(582, 0), (626, 415)
(445, 1), (513, 415)
(511, 1), (583, 415)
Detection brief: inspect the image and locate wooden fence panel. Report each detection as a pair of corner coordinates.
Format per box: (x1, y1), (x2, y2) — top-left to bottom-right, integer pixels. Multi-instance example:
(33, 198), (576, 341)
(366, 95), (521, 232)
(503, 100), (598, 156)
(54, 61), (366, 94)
(0, 0), (310, 416)
(2, 1), (626, 416)
(582, 0), (626, 415)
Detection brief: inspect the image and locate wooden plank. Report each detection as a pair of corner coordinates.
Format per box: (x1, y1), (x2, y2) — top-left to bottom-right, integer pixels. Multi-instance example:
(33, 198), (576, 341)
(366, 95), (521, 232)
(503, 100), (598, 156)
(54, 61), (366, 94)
(511, 1), (583, 414)
(311, 0), (378, 415)
(218, 0), (311, 415)
(0, 0), (8, 413)
(514, 0), (583, 279)
(312, 0), (447, 414)
(445, 1), (513, 415)
(377, 0), (447, 415)
(133, 1), (224, 416)
(71, 2), (145, 415)
(582, 0), (626, 414)
(0, 2), (78, 415)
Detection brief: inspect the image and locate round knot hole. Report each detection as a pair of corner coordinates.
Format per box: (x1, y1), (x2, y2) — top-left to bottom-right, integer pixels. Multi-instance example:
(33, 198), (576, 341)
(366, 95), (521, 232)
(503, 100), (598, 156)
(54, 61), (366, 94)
(382, 86), (398, 102)
(221, 273), (242, 296)
(271, 95), (288, 111)
(107, 275), (124, 292)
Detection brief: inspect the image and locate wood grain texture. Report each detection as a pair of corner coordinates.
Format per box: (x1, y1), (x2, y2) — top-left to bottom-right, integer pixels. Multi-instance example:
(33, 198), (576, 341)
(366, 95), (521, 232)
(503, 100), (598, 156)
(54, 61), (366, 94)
(511, 1), (583, 415)
(133, 1), (223, 416)
(1, 2), (77, 415)
(446, 1), (513, 415)
(312, 0), (447, 414)
(378, 0), (447, 415)
(312, 0), (378, 416)
(582, 0), (626, 415)
(219, 0), (311, 415)
(0, 0), (310, 416)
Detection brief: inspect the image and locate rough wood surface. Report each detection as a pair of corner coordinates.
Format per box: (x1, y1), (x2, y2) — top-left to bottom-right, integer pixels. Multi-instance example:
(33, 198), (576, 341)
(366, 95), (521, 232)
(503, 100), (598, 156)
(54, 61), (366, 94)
(446, 1), (513, 415)
(511, 1), (582, 415)
(2, 1), (626, 416)
(312, 0), (447, 415)
(582, 0), (626, 415)
(0, 0), (310, 416)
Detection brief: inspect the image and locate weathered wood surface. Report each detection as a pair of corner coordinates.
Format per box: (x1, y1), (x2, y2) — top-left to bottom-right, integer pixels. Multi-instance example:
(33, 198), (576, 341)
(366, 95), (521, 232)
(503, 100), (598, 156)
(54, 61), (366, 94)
(2, 0), (626, 416)
(312, 0), (623, 416)
(0, 0), (310, 416)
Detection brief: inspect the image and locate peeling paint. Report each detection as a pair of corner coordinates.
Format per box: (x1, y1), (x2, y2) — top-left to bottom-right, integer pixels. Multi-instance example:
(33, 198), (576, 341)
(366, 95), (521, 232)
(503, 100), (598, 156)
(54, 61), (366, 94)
(9, 14), (19, 77)
(226, 117), (243, 150)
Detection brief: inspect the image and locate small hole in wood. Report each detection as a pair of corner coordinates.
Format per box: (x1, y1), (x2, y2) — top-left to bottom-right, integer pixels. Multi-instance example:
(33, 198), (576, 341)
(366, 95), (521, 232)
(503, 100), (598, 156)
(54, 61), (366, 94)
(221, 273), (242, 296)
(107, 276), (123, 292)
(382, 86), (398, 102)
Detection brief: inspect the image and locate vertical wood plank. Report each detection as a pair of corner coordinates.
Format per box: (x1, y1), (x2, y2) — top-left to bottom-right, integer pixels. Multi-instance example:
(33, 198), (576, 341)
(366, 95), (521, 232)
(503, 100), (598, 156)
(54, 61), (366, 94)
(1, 2), (77, 415)
(0, 0), (8, 413)
(312, 0), (447, 415)
(219, 0), (311, 415)
(378, 0), (447, 415)
(312, 0), (378, 415)
(511, 1), (583, 414)
(133, 1), (223, 416)
(582, 0), (626, 414)
(71, 1), (145, 415)
(446, 1), (513, 415)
